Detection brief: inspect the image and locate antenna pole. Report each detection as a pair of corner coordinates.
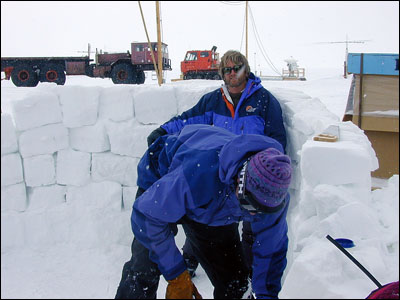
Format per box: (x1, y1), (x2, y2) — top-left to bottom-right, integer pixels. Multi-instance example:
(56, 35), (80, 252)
(138, 1), (160, 85)
(156, 1), (163, 85)
(245, 1), (248, 59)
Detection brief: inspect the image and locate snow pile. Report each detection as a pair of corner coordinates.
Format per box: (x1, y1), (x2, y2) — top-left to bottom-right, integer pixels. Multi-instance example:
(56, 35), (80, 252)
(267, 88), (397, 298)
(1, 77), (398, 299)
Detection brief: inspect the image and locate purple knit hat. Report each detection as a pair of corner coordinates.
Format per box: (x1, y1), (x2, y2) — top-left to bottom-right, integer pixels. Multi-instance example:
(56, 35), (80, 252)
(245, 148), (292, 210)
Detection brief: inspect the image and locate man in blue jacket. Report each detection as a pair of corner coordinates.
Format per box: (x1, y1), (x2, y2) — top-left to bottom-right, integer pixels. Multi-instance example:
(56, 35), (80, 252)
(116, 50), (288, 298)
(117, 124), (292, 299)
(147, 50), (287, 278)
(148, 50), (286, 148)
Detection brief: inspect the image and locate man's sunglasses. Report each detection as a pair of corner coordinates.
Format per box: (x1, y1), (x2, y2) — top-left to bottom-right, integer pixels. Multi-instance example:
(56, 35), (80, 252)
(237, 159), (286, 214)
(222, 65), (244, 75)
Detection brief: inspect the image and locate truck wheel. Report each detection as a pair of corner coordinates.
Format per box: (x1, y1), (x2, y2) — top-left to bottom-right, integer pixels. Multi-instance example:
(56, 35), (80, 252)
(111, 63), (136, 84)
(40, 64), (66, 85)
(136, 70), (145, 84)
(11, 65), (39, 87)
(213, 74), (221, 80)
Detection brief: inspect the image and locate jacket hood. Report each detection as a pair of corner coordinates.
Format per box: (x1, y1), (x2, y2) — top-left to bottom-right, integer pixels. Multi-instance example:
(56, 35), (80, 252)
(246, 72), (262, 97)
(219, 133), (284, 185)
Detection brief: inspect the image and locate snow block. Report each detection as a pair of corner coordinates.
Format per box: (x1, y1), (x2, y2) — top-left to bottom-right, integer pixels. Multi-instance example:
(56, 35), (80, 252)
(122, 186), (138, 211)
(69, 121), (110, 153)
(133, 85), (178, 125)
(91, 152), (138, 186)
(57, 86), (101, 128)
(174, 82), (220, 114)
(1, 153), (24, 187)
(56, 149), (91, 186)
(27, 184), (66, 211)
(23, 209), (50, 246)
(106, 120), (158, 158)
(10, 90), (62, 131)
(300, 139), (373, 186)
(18, 123), (69, 158)
(1, 114), (18, 155)
(1, 182), (27, 212)
(23, 154), (56, 187)
(99, 86), (134, 122)
(66, 181), (122, 211)
(1, 212), (25, 250)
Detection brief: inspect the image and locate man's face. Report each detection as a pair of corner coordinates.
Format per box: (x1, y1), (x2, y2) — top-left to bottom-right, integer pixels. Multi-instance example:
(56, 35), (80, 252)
(223, 60), (247, 89)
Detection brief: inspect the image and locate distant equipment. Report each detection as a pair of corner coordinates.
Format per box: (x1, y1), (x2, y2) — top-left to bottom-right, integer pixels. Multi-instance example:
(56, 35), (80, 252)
(180, 46), (221, 80)
(1, 42), (172, 87)
(282, 57), (306, 81)
(314, 35), (371, 78)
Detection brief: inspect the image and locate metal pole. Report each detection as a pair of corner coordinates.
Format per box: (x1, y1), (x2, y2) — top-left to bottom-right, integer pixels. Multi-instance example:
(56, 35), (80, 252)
(245, 1), (248, 59)
(138, 1), (160, 85)
(344, 35), (348, 78)
(326, 235), (382, 289)
(156, 1), (163, 85)
(358, 53), (364, 128)
(254, 52), (256, 75)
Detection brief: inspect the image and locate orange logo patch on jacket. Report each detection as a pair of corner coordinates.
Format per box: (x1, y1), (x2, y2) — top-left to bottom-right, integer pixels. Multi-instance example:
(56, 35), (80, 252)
(246, 105), (257, 113)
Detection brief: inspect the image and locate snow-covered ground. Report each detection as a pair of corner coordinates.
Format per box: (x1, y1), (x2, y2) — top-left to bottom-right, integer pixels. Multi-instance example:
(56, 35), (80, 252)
(1, 68), (398, 299)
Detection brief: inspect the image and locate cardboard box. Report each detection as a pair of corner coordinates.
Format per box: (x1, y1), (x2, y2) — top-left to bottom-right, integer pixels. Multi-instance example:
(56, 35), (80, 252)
(365, 130), (399, 178)
(352, 75), (399, 118)
(344, 53), (399, 178)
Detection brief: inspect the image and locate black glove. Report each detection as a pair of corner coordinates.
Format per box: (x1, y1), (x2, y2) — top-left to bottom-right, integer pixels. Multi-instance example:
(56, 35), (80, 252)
(147, 127), (167, 146)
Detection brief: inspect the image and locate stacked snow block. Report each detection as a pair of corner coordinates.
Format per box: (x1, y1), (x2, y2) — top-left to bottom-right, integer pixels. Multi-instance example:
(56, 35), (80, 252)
(1, 83), (378, 254)
(1, 84), (184, 250)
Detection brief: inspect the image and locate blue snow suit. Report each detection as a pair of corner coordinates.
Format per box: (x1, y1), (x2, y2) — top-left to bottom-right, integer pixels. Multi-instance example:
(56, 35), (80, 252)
(160, 72), (287, 151)
(131, 124), (290, 298)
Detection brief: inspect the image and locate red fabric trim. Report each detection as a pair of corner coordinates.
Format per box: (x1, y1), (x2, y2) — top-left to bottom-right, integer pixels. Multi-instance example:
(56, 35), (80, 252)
(220, 88), (235, 118)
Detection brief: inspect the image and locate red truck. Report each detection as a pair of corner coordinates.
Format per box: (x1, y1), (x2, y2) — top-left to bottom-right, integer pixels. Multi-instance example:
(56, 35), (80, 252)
(181, 46), (221, 80)
(1, 42), (172, 87)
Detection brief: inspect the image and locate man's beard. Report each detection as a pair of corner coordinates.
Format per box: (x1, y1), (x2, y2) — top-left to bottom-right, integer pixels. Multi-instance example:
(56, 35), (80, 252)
(224, 67), (247, 88)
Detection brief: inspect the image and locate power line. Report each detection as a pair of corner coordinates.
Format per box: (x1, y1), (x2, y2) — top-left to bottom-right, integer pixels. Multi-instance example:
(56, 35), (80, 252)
(240, 7), (246, 52)
(218, 1), (245, 5)
(221, 1), (282, 75)
(248, 4), (281, 75)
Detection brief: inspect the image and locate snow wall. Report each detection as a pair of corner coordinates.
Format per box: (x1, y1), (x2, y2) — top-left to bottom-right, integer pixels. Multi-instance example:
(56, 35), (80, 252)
(2, 81), (392, 297)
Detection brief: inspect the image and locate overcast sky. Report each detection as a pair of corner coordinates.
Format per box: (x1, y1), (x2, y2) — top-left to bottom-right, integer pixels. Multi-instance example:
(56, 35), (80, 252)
(1, 1), (399, 76)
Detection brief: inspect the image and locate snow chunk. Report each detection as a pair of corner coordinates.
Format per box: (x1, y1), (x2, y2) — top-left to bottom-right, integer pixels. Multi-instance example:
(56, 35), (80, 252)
(1, 153), (24, 187)
(69, 121), (110, 153)
(57, 86), (101, 128)
(91, 152), (138, 186)
(18, 123), (69, 158)
(99, 86), (134, 122)
(56, 149), (91, 186)
(1, 114), (18, 155)
(10, 90), (62, 131)
(23, 154), (56, 187)
(133, 85), (178, 124)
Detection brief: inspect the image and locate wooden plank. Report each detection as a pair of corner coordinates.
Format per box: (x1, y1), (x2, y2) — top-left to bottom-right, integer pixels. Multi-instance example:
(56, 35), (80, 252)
(313, 125), (340, 142)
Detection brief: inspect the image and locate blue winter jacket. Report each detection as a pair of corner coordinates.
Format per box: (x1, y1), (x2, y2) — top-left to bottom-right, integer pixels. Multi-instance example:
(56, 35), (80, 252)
(160, 73), (287, 150)
(131, 124), (290, 298)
